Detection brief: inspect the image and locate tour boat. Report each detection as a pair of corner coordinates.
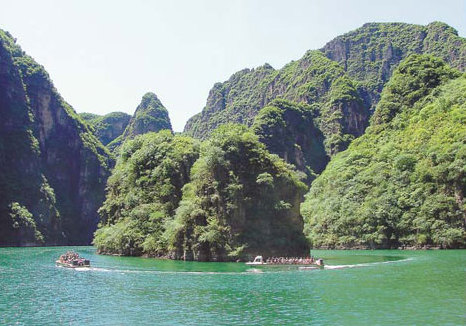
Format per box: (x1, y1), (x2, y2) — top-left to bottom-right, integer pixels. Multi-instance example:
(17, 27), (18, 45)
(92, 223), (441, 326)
(56, 251), (90, 268)
(246, 255), (324, 267)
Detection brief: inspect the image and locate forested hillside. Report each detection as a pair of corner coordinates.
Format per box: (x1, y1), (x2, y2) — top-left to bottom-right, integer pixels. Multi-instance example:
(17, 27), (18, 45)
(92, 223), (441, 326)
(2, 21), (464, 253)
(301, 55), (465, 249)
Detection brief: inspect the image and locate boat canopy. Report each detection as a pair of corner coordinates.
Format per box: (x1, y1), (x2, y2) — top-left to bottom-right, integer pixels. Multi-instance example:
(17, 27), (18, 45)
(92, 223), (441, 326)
(253, 256), (263, 263)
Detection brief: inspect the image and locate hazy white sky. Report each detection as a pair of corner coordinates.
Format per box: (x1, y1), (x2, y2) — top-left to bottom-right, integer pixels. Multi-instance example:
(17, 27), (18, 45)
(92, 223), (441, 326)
(1, 0), (464, 131)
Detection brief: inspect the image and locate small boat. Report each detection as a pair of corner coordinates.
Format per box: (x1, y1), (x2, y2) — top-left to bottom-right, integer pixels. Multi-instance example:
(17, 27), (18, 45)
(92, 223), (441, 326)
(56, 251), (90, 268)
(246, 255), (324, 267)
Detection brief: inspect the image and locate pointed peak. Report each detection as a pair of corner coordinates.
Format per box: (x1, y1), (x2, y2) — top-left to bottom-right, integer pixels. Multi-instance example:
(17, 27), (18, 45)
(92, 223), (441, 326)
(123, 91), (172, 139)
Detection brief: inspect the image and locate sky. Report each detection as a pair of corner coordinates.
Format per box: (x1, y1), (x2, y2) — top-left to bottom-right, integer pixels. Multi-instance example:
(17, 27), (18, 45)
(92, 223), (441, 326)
(1, 0), (465, 131)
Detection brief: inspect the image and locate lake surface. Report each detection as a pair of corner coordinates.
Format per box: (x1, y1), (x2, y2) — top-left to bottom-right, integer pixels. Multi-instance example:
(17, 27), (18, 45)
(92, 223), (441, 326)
(0, 247), (464, 325)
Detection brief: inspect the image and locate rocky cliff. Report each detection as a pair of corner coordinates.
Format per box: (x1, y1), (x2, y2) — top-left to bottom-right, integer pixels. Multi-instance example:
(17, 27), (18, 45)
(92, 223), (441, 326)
(0, 29), (112, 245)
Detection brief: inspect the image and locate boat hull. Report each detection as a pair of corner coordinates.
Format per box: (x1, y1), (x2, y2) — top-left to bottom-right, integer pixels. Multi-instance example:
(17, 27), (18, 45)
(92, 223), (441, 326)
(55, 260), (90, 268)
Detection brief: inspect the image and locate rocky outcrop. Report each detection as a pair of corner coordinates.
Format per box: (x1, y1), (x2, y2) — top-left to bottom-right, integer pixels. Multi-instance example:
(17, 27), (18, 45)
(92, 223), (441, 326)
(0, 29), (112, 245)
(169, 125), (309, 261)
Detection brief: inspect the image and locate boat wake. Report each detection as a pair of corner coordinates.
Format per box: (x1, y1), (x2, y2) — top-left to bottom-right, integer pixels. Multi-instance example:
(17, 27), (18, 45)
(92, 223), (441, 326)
(324, 257), (413, 270)
(71, 266), (276, 275)
(63, 258), (413, 274)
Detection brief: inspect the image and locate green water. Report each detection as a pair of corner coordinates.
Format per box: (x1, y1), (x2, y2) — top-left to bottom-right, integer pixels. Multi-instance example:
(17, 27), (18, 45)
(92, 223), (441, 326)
(0, 248), (464, 325)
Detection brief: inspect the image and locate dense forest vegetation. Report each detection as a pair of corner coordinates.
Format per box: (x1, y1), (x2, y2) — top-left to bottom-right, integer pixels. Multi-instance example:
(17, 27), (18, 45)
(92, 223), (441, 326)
(301, 55), (465, 249)
(185, 22), (465, 141)
(95, 126), (309, 260)
(94, 131), (199, 256)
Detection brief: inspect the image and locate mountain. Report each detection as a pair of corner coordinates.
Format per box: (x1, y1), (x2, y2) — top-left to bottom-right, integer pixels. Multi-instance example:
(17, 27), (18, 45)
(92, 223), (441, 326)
(183, 22), (465, 178)
(184, 53), (367, 151)
(0, 29), (112, 245)
(93, 22), (465, 258)
(301, 55), (465, 249)
(80, 111), (131, 146)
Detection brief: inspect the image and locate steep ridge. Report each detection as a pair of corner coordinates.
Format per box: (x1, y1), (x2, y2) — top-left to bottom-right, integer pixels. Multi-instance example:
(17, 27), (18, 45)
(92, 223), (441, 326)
(0, 29), (112, 245)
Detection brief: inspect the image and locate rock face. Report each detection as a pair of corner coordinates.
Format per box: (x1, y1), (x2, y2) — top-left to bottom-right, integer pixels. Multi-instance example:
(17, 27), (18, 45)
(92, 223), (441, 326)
(80, 112), (131, 146)
(123, 92), (172, 138)
(0, 29), (112, 245)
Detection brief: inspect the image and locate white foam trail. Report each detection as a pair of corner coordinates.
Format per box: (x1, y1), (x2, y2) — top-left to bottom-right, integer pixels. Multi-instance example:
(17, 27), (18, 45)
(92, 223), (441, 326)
(324, 257), (413, 270)
(70, 267), (277, 275)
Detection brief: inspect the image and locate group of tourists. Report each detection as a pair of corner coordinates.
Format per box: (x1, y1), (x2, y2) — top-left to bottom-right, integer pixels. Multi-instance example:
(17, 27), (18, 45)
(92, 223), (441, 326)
(58, 251), (80, 263)
(265, 256), (316, 265)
